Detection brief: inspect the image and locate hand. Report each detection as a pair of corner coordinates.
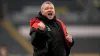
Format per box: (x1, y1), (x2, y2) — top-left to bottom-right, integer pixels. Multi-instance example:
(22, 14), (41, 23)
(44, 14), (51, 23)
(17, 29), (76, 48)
(38, 22), (46, 31)
(66, 34), (72, 43)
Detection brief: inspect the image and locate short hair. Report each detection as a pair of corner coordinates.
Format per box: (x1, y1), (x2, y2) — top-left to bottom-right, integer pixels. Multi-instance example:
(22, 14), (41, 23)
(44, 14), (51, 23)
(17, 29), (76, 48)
(41, 1), (54, 11)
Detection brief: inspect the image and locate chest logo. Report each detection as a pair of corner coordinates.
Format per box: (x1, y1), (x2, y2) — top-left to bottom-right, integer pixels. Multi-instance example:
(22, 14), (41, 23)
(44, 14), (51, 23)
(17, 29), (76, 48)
(47, 26), (51, 31)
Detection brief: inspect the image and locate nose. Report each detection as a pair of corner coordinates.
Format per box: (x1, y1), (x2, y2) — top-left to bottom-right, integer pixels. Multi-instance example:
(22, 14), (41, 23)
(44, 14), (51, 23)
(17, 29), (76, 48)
(48, 9), (52, 12)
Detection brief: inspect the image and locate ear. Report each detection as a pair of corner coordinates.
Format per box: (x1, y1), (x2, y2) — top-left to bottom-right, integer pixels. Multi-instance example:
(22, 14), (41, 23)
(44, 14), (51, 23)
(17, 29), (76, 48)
(41, 10), (42, 13)
(41, 10), (43, 15)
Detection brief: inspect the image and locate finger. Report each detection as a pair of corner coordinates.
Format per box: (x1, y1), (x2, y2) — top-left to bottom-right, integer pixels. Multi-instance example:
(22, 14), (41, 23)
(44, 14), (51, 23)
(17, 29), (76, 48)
(66, 35), (72, 39)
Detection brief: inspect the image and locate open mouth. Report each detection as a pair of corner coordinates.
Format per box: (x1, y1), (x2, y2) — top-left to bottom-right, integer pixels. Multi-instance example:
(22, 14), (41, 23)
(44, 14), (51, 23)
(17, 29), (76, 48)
(48, 13), (52, 16)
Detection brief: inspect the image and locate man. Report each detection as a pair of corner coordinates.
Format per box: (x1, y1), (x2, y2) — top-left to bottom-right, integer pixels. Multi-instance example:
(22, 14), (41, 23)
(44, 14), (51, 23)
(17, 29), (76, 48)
(29, 1), (74, 56)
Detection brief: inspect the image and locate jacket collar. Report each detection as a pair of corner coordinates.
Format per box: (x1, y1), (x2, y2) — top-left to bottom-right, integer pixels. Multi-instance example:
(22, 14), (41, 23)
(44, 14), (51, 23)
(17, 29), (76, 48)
(36, 12), (56, 23)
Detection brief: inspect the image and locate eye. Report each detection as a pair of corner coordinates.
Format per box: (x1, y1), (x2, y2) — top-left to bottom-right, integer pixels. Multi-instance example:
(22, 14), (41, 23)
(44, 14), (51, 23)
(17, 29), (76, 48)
(50, 7), (53, 9)
(45, 7), (49, 10)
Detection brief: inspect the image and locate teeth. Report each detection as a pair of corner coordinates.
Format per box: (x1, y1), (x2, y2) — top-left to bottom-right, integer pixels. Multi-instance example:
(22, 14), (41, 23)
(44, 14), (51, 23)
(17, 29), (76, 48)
(48, 13), (52, 15)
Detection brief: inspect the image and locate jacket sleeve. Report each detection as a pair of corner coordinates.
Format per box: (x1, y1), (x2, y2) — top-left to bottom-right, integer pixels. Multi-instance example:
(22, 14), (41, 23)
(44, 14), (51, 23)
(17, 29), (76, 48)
(29, 19), (49, 49)
(29, 28), (49, 48)
(56, 19), (74, 48)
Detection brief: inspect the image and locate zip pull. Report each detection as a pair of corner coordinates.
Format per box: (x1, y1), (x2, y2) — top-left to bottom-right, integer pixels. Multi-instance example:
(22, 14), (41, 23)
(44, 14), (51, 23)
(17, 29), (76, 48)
(46, 26), (51, 31)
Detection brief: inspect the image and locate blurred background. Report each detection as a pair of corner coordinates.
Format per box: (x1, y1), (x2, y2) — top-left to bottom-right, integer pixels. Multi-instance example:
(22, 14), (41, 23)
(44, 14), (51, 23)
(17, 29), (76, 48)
(0, 0), (100, 56)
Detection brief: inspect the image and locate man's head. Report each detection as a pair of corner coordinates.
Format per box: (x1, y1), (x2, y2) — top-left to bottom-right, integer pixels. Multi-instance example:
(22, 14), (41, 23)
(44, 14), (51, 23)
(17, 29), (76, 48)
(41, 1), (55, 20)
(0, 45), (8, 56)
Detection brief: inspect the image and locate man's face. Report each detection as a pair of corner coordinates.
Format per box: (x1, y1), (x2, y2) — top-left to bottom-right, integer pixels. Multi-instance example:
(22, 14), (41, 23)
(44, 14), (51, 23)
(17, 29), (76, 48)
(41, 4), (55, 20)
